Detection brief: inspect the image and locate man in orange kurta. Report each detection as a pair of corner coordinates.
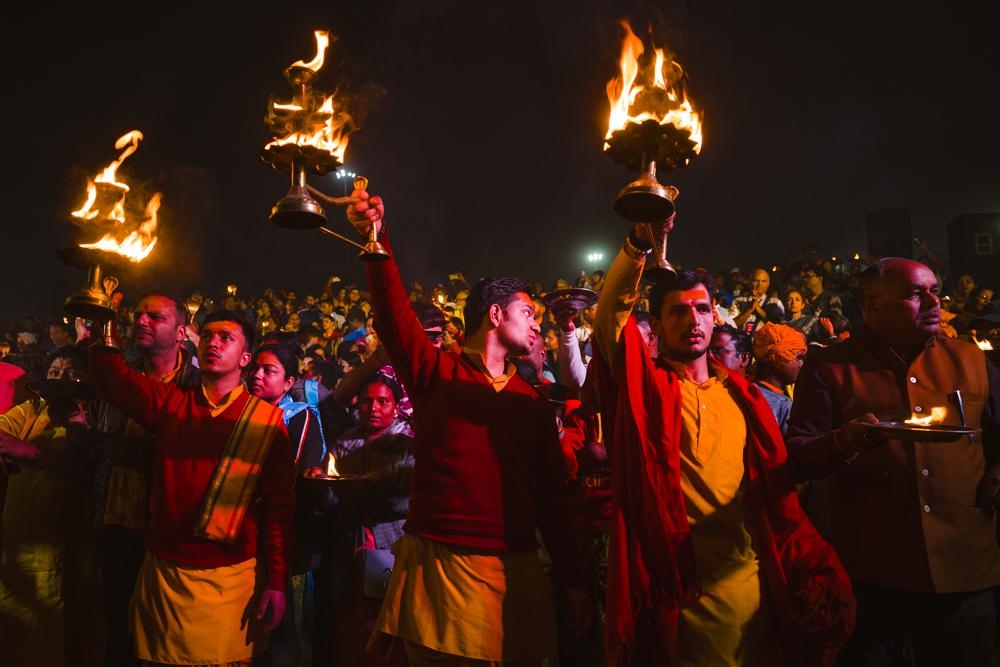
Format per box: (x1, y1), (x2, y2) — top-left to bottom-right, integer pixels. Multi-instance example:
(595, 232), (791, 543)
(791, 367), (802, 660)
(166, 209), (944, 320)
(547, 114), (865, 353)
(594, 223), (855, 666)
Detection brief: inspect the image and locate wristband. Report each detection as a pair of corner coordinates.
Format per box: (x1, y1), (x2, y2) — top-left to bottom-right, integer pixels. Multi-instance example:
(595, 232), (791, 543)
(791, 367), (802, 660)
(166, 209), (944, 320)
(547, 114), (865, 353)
(623, 231), (652, 260)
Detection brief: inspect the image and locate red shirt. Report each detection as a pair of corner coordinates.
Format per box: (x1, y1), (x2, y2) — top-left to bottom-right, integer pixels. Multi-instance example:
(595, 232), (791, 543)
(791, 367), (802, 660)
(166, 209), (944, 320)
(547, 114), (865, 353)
(89, 348), (295, 590)
(367, 242), (582, 588)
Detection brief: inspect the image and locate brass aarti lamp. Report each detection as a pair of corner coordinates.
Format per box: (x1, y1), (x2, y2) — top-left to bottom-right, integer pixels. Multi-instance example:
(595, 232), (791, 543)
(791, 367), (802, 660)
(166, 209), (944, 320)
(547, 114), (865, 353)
(63, 130), (161, 320)
(260, 30), (388, 261)
(604, 21), (702, 281)
(60, 247), (121, 321)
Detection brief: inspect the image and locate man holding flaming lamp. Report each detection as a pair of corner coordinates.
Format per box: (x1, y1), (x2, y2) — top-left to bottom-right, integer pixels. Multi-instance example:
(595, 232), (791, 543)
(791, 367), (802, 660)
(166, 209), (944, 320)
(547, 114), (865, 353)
(788, 257), (1000, 665)
(344, 189), (592, 665)
(593, 229), (855, 666)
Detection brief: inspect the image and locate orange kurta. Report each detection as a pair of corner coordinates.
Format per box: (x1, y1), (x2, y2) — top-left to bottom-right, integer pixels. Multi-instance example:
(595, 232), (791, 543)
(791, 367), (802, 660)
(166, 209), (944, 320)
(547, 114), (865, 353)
(672, 364), (772, 666)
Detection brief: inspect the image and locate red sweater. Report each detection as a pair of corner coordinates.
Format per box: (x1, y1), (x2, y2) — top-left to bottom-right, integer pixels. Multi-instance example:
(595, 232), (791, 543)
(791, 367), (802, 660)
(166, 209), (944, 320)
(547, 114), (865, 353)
(89, 348), (295, 591)
(368, 242), (582, 588)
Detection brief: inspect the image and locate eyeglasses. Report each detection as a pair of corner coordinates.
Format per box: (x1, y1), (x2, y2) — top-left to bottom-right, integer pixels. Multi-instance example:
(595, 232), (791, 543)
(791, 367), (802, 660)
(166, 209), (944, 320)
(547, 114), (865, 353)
(709, 346), (738, 356)
(425, 330), (445, 342)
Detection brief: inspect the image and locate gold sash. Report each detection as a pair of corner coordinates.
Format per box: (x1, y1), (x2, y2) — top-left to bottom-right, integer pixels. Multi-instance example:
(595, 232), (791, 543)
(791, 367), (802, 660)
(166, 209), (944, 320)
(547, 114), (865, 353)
(194, 395), (283, 543)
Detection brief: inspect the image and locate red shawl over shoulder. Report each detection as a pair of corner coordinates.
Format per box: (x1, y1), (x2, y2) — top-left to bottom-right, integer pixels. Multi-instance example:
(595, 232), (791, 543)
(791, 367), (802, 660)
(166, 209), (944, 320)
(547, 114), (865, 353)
(602, 316), (855, 666)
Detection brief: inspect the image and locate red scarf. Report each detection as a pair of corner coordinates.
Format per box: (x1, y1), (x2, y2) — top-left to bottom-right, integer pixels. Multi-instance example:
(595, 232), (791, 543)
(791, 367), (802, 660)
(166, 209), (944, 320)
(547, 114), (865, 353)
(601, 316), (855, 666)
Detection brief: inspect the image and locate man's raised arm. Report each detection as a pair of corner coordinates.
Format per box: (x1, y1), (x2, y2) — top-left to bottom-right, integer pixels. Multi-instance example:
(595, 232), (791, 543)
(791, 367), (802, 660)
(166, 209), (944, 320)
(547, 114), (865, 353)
(593, 224), (652, 379)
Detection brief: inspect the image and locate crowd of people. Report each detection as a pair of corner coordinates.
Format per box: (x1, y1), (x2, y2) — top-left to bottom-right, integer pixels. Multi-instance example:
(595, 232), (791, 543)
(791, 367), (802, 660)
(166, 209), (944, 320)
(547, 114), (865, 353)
(1, 192), (1000, 667)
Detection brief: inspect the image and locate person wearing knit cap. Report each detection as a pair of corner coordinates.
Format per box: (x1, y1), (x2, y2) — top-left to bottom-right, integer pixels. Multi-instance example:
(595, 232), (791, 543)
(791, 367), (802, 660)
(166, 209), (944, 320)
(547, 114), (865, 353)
(752, 323), (808, 433)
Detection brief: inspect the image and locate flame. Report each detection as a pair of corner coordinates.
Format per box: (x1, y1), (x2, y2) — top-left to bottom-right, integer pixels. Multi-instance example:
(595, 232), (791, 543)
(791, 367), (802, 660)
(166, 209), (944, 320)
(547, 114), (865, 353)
(71, 130), (144, 222)
(263, 30), (353, 162)
(604, 21), (702, 152)
(292, 30), (331, 72)
(71, 131), (161, 262)
(974, 334), (994, 351)
(79, 192), (161, 262)
(325, 453), (340, 477)
(904, 406), (947, 426)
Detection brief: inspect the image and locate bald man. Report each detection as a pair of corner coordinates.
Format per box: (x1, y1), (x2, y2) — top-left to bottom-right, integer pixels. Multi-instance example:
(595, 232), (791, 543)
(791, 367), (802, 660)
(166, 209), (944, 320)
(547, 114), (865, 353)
(787, 257), (1000, 666)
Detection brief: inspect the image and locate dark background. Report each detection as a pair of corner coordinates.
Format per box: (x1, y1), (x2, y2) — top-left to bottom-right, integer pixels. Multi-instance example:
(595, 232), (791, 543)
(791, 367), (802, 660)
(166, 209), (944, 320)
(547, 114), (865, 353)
(3, 1), (999, 317)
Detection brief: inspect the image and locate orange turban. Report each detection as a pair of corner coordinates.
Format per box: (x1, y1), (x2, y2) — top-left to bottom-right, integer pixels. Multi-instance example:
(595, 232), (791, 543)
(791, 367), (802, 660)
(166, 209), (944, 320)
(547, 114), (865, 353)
(753, 323), (807, 367)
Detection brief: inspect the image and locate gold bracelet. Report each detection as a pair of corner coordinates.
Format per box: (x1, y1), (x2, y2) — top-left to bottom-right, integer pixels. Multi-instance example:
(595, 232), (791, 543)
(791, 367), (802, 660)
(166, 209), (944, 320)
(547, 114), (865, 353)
(623, 233), (651, 261)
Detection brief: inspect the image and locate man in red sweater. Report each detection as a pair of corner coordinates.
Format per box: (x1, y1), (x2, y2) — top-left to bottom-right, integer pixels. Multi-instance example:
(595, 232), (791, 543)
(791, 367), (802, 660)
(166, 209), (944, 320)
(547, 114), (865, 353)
(89, 309), (295, 666)
(346, 189), (591, 665)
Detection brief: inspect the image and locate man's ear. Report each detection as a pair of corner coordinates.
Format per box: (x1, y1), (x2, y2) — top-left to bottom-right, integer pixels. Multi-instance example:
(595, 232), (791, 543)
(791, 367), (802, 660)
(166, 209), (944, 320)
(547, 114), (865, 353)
(239, 351), (252, 369)
(175, 325), (187, 344)
(488, 303), (504, 328)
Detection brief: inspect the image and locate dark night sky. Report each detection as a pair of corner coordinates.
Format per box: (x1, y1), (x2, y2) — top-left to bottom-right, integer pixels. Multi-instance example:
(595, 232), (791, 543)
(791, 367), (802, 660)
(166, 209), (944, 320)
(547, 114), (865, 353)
(3, 1), (999, 317)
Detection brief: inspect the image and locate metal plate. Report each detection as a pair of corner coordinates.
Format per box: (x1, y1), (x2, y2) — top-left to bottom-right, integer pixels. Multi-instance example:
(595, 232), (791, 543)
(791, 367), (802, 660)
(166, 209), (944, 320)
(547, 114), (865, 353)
(864, 422), (980, 442)
(301, 473), (373, 483)
(542, 287), (598, 313)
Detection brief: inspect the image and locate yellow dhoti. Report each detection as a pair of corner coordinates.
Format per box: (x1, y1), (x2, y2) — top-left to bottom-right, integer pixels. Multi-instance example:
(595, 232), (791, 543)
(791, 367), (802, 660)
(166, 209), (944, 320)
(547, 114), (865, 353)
(130, 552), (267, 665)
(370, 535), (557, 662)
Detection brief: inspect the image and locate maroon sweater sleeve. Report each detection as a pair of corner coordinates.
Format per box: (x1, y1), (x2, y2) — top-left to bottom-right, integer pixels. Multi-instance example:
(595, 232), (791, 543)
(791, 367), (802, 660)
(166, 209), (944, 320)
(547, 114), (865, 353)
(89, 346), (174, 430)
(365, 239), (439, 391)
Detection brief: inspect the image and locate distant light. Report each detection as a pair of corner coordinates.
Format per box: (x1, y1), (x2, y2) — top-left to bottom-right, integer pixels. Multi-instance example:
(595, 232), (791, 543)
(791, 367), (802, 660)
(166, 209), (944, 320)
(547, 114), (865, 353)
(586, 252), (604, 263)
(853, 252), (861, 260)
(335, 168), (357, 179)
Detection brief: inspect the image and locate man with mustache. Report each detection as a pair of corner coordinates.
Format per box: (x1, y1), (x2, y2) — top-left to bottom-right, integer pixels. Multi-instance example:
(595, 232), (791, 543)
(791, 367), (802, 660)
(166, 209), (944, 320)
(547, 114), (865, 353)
(344, 189), (591, 666)
(89, 309), (295, 666)
(787, 257), (1000, 666)
(594, 223), (854, 666)
(89, 293), (201, 666)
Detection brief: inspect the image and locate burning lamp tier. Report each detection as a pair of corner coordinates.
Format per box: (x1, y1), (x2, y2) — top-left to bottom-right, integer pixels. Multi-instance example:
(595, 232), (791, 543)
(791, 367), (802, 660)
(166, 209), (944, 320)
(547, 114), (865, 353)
(606, 119), (693, 282)
(259, 33), (389, 262)
(259, 65), (343, 231)
(606, 119), (695, 224)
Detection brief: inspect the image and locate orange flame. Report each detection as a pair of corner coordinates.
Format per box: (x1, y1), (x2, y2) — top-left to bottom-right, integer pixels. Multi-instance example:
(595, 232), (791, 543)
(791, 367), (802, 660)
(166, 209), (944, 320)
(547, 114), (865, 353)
(904, 406), (947, 426)
(324, 453), (340, 477)
(263, 30), (353, 163)
(71, 131), (161, 263)
(79, 192), (160, 262)
(973, 334), (994, 351)
(604, 21), (702, 152)
(292, 30), (331, 72)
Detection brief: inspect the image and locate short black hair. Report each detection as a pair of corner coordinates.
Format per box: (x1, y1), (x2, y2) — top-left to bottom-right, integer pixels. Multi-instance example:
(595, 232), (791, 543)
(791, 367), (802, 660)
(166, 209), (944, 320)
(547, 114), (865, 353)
(464, 276), (535, 337)
(712, 324), (752, 355)
(201, 309), (255, 350)
(136, 291), (188, 326)
(411, 301), (447, 329)
(649, 270), (717, 318)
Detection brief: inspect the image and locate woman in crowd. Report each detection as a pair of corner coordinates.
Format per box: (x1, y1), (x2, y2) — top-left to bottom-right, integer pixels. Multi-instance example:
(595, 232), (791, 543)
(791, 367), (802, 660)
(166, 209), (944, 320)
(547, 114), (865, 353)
(785, 289), (836, 346)
(247, 342), (328, 666)
(309, 374), (414, 667)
